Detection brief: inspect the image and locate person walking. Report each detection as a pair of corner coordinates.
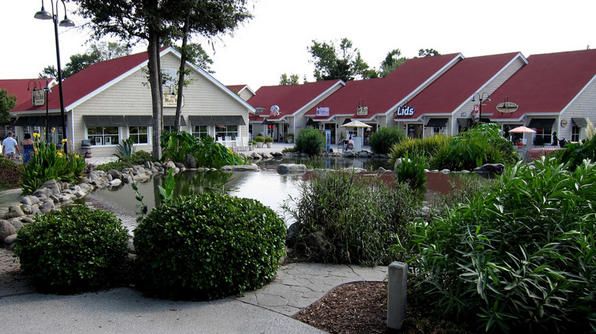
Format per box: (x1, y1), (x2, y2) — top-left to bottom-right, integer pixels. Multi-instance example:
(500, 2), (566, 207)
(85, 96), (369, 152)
(22, 133), (35, 164)
(1, 131), (19, 160)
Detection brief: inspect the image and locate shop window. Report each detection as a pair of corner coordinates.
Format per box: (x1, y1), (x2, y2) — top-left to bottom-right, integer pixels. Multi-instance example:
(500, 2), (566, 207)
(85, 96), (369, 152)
(164, 125), (175, 133)
(571, 125), (580, 142)
(407, 124), (422, 138)
(215, 125), (238, 140)
(533, 128), (552, 146)
(192, 125), (209, 138)
(88, 127), (119, 146)
(129, 126), (148, 144)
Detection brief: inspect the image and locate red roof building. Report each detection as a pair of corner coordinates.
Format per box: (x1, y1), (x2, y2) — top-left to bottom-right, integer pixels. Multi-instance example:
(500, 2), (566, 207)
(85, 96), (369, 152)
(226, 84), (255, 101)
(0, 78), (52, 111)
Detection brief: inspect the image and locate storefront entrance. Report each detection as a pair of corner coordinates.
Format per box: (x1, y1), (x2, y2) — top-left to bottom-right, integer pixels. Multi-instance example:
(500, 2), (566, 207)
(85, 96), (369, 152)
(407, 124), (423, 138)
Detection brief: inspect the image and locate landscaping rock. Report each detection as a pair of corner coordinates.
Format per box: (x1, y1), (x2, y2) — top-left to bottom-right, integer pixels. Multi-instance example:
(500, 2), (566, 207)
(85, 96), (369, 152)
(357, 150), (373, 158)
(20, 195), (40, 206)
(440, 169), (450, 174)
(286, 223), (302, 247)
(5, 205), (25, 219)
(271, 152), (283, 158)
(251, 152), (262, 160)
(108, 169), (123, 180)
(133, 173), (151, 183)
(4, 234), (17, 245)
(109, 179), (122, 187)
(40, 201), (55, 213)
(0, 220), (17, 240)
(343, 167), (367, 173)
(342, 151), (355, 158)
(144, 161), (153, 170)
(474, 163), (505, 175)
(165, 161), (177, 169)
(21, 216), (34, 224)
(277, 163), (307, 174)
(221, 164), (260, 172)
(10, 219), (24, 231)
(185, 154), (197, 169)
(42, 179), (62, 195)
(175, 162), (185, 169)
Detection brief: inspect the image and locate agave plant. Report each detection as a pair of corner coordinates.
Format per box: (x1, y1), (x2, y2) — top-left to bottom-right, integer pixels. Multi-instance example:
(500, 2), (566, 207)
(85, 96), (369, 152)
(114, 138), (135, 162)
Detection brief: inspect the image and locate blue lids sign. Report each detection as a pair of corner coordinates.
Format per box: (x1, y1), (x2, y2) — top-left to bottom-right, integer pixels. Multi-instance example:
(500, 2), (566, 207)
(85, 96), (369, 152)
(395, 105), (415, 117)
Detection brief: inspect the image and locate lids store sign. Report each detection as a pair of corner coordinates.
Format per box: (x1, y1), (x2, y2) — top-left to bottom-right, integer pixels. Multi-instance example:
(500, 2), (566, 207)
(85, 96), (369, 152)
(395, 105), (415, 117)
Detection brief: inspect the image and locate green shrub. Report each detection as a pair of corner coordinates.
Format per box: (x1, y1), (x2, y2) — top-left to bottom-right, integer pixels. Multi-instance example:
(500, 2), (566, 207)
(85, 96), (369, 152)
(134, 193), (286, 300)
(555, 135), (596, 170)
(286, 172), (420, 266)
(161, 132), (245, 168)
(254, 135), (266, 143)
(22, 142), (86, 194)
(114, 138), (134, 161)
(389, 135), (450, 164)
(370, 127), (406, 154)
(0, 157), (23, 189)
(95, 160), (133, 172)
(130, 150), (153, 165)
(405, 158), (596, 333)
(264, 136), (273, 143)
(430, 123), (518, 170)
(295, 128), (325, 156)
(395, 155), (426, 192)
(14, 205), (128, 293)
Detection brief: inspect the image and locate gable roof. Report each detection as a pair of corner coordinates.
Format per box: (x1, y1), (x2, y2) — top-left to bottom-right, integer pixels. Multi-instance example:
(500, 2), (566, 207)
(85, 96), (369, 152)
(12, 47), (254, 113)
(226, 84), (255, 96)
(304, 53), (462, 120)
(0, 78), (51, 110)
(399, 52), (524, 119)
(248, 80), (343, 121)
(486, 49), (596, 120)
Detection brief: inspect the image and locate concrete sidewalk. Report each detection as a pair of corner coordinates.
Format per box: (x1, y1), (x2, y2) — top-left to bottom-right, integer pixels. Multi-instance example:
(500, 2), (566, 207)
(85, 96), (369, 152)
(0, 262), (387, 334)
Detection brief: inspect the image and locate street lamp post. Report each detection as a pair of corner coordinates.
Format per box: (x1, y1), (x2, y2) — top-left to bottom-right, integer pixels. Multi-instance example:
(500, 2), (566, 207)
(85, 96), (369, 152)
(471, 92), (491, 124)
(34, 0), (74, 154)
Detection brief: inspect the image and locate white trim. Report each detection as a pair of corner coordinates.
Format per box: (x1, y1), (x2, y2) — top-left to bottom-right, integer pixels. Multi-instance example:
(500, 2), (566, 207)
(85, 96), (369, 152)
(70, 110), (75, 152)
(238, 85), (256, 96)
(383, 53), (464, 117)
(292, 80), (346, 117)
(560, 74), (596, 116)
(450, 52), (528, 117)
(491, 112), (560, 123)
(166, 47), (256, 113)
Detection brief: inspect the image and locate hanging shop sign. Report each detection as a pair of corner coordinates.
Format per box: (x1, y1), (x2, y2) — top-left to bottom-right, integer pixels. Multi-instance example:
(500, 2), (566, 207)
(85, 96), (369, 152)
(163, 93), (183, 108)
(270, 104), (281, 116)
(496, 101), (519, 113)
(356, 105), (368, 116)
(395, 105), (415, 117)
(315, 106), (330, 117)
(32, 89), (45, 106)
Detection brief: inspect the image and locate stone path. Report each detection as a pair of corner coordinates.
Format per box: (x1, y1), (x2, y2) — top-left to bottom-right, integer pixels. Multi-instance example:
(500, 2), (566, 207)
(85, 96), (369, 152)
(237, 262), (388, 316)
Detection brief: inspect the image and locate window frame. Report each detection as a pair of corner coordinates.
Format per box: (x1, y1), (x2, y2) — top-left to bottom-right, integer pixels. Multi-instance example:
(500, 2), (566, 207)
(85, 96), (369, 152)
(215, 125), (239, 140)
(192, 125), (210, 138)
(128, 126), (149, 145)
(87, 126), (120, 147)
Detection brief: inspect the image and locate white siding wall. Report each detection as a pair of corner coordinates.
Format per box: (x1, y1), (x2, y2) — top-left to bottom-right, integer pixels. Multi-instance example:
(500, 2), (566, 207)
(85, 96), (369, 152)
(558, 76), (596, 141)
(291, 84), (343, 137)
(72, 53), (250, 156)
(238, 88), (254, 101)
(450, 56), (527, 135)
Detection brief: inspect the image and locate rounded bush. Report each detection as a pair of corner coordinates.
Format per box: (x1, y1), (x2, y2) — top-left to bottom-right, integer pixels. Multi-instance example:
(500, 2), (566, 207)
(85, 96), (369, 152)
(369, 127), (405, 154)
(134, 193), (286, 300)
(15, 205), (129, 293)
(0, 157), (23, 189)
(295, 128), (325, 156)
(389, 135), (450, 164)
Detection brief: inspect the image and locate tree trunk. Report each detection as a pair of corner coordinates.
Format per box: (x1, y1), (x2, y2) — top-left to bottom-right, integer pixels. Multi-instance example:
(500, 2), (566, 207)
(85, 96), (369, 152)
(147, 31), (163, 160)
(174, 15), (190, 132)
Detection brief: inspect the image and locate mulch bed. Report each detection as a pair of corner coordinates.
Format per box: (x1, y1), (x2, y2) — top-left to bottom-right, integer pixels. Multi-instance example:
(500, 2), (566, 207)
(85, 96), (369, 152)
(294, 281), (471, 334)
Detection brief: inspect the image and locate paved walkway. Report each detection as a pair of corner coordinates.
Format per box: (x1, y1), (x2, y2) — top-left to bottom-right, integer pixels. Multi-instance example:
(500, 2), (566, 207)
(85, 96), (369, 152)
(0, 261), (387, 334)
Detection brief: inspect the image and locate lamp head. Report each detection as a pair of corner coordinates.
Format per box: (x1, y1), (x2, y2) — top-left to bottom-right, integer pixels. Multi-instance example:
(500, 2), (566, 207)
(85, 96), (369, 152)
(59, 15), (75, 27)
(34, 5), (52, 20)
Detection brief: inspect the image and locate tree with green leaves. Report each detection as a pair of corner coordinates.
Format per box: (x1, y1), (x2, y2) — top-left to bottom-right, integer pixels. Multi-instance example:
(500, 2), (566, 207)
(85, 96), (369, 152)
(279, 73), (300, 85)
(308, 38), (376, 82)
(379, 49), (407, 77)
(73, 0), (251, 158)
(418, 48), (440, 57)
(0, 89), (16, 125)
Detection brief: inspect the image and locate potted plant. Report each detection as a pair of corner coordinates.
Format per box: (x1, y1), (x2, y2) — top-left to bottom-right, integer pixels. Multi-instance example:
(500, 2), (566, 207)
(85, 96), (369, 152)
(255, 136), (265, 148)
(286, 133), (294, 144)
(249, 139), (256, 150)
(264, 136), (273, 148)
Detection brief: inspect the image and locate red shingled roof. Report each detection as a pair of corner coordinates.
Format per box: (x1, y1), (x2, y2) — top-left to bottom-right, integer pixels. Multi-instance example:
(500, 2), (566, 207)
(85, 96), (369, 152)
(305, 53), (462, 120)
(226, 84), (248, 94)
(248, 80), (342, 121)
(12, 50), (151, 112)
(486, 49), (596, 120)
(0, 78), (50, 110)
(399, 52), (522, 119)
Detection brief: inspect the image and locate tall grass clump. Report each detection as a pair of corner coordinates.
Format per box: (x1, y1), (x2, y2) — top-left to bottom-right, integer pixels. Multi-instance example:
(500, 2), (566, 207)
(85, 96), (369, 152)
(405, 157), (596, 333)
(555, 133), (596, 170)
(161, 132), (245, 168)
(295, 128), (325, 156)
(389, 135), (450, 164)
(394, 154), (426, 192)
(370, 127), (406, 155)
(286, 172), (420, 266)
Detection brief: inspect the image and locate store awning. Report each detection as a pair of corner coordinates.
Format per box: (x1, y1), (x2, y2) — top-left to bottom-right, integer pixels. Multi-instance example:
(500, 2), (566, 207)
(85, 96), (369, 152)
(14, 115), (63, 127)
(572, 118), (587, 127)
(528, 118), (555, 129)
(163, 116), (187, 126)
(188, 115), (245, 126)
(83, 115), (127, 127)
(125, 116), (153, 126)
(426, 118), (448, 128)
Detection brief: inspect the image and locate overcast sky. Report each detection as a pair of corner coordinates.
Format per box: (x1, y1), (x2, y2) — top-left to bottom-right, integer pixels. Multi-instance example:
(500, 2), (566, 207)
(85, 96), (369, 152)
(1, 0), (595, 90)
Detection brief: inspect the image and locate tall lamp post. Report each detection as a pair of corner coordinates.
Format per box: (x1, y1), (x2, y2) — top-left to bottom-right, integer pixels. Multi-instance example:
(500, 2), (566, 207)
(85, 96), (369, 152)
(471, 92), (490, 124)
(34, 0), (74, 154)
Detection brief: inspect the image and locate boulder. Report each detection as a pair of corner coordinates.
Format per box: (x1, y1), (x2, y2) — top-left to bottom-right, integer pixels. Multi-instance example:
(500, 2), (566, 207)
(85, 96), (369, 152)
(251, 152), (262, 160)
(342, 151), (355, 158)
(133, 173), (151, 183)
(185, 154), (197, 169)
(0, 220), (16, 240)
(286, 223), (302, 248)
(473, 163), (505, 176)
(440, 169), (450, 174)
(42, 179), (62, 195)
(356, 150), (373, 158)
(343, 167), (367, 173)
(277, 163), (307, 174)
(271, 152), (283, 158)
(20, 195), (39, 206)
(221, 164), (260, 172)
(6, 205), (25, 219)
(109, 179), (123, 187)
(21, 205), (33, 215)
(4, 234), (17, 246)
(165, 160), (177, 169)
(9, 219), (24, 231)
(144, 161), (153, 170)
(377, 167), (388, 173)
(40, 201), (55, 213)
(175, 162), (185, 169)
(21, 216), (34, 224)
(108, 169), (123, 180)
